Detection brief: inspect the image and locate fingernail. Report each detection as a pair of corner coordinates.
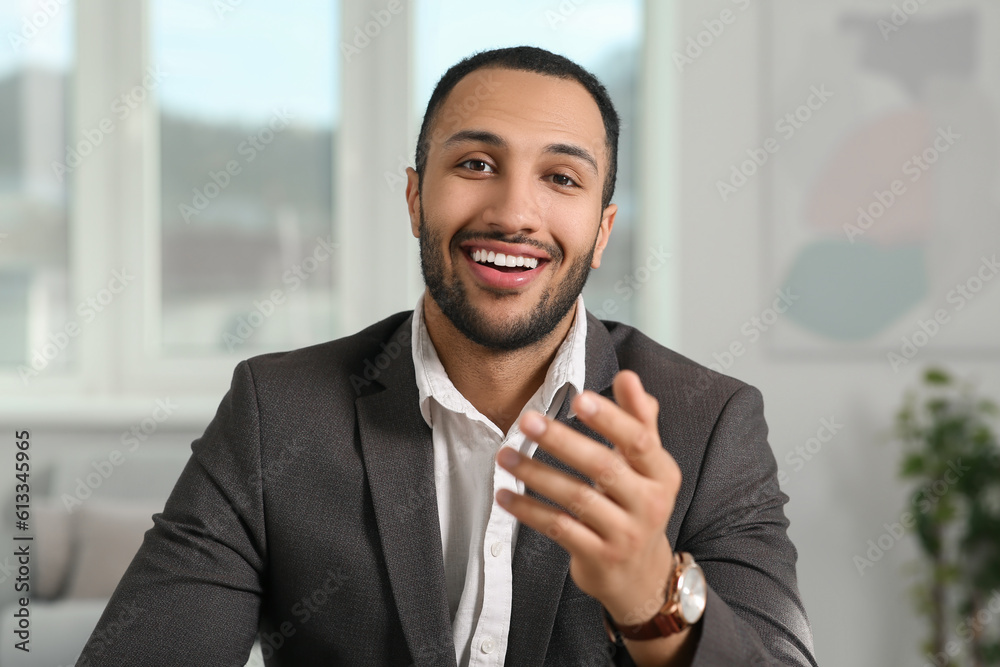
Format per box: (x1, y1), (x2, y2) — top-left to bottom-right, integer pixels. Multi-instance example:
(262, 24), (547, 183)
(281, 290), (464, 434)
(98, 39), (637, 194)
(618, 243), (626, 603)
(498, 447), (519, 467)
(521, 412), (547, 436)
(576, 392), (597, 416)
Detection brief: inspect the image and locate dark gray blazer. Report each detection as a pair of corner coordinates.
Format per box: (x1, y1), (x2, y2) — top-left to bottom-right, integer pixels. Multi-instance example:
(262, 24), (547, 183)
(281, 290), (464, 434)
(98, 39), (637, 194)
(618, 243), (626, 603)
(77, 309), (818, 666)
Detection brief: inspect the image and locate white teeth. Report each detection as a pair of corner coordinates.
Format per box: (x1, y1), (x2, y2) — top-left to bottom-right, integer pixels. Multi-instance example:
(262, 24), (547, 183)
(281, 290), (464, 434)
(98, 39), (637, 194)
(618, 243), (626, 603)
(469, 248), (540, 269)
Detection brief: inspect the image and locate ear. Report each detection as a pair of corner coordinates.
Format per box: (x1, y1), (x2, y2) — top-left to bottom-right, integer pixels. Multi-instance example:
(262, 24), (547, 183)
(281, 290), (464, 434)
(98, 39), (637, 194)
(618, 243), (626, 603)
(590, 203), (617, 269)
(405, 167), (421, 238)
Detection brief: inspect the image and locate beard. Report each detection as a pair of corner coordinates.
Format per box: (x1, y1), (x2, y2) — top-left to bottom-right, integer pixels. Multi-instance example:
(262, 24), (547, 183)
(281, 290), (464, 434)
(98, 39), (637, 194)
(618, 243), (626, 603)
(418, 208), (595, 351)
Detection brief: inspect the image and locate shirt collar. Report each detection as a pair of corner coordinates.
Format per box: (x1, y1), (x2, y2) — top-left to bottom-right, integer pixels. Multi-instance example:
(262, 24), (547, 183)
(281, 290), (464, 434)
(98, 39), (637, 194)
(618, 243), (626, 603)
(411, 290), (587, 429)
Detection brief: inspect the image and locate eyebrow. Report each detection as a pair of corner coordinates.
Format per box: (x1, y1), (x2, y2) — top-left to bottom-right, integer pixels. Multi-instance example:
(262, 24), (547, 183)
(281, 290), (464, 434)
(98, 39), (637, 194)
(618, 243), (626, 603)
(441, 129), (599, 176)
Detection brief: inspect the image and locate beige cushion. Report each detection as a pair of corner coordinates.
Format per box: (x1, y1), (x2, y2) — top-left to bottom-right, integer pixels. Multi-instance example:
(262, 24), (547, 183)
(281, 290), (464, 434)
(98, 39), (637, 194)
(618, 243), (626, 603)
(63, 501), (161, 599)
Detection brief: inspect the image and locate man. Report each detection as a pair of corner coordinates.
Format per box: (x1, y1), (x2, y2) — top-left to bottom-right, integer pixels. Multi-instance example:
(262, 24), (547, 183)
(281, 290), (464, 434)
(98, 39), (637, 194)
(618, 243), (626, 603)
(78, 46), (817, 666)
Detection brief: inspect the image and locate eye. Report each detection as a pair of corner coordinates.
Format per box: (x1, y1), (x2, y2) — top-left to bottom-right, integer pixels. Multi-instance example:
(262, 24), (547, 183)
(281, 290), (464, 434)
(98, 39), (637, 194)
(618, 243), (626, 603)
(550, 173), (578, 188)
(459, 159), (494, 173)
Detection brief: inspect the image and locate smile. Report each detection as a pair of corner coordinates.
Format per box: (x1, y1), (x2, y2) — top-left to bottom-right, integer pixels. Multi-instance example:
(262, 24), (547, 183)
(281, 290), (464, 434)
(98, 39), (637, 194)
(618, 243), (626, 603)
(462, 246), (549, 289)
(471, 248), (539, 271)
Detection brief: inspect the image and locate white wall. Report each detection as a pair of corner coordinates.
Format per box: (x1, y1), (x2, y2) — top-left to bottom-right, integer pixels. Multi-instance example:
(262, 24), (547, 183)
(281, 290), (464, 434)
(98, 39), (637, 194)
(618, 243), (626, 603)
(674, 1), (1000, 665)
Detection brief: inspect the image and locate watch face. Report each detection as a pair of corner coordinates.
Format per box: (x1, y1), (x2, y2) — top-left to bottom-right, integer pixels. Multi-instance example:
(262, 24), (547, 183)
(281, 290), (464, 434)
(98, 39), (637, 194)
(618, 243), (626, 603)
(677, 564), (707, 624)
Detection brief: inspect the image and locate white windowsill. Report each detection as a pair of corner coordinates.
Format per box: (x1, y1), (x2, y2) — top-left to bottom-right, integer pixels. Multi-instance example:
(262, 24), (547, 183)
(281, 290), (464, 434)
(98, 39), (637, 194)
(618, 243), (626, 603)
(0, 395), (222, 429)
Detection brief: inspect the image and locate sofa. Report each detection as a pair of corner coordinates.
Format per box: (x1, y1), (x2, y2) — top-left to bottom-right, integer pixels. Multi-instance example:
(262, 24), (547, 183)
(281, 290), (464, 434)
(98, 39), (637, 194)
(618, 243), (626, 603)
(0, 446), (264, 666)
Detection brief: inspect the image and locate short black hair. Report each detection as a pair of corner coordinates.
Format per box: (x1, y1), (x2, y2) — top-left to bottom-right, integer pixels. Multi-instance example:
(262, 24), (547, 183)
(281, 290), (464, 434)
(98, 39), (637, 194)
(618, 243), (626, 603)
(414, 45), (620, 209)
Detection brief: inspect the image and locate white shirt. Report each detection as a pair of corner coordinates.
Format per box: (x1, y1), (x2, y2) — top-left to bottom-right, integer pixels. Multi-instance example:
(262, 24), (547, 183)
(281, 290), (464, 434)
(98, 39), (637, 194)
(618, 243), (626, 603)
(410, 290), (587, 667)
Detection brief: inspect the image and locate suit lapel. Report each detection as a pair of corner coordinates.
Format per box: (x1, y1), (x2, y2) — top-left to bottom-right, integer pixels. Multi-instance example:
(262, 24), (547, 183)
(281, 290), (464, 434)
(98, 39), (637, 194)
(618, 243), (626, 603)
(505, 311), (620, 665)
(355, 309), (620, 667)
(355, 313), (458, 667)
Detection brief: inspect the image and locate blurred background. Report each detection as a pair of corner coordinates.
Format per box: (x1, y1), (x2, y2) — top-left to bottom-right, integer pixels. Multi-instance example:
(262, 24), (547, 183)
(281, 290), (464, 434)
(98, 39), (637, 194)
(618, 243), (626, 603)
(1, 0), (999, 665)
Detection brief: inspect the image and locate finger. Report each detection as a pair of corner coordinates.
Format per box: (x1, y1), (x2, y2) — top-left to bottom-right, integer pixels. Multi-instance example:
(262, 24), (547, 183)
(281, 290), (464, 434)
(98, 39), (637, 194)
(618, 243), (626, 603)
(572, 387), (669, 482)
(607, 371), (674, 481)
(612, 370), (659, 430)
(496, 447), (631, 541)
(496, 487), (604, 557)
(519, 411), (643, 513)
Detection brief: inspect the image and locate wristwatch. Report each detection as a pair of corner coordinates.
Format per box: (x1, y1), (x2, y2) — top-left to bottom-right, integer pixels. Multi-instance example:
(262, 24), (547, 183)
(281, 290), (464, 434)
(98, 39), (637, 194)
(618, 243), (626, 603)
(602, 552), (707, 641)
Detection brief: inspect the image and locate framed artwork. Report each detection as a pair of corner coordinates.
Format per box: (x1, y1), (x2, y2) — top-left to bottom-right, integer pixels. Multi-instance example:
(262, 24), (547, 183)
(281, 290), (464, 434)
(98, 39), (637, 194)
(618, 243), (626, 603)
(759, 1), (1000, 365)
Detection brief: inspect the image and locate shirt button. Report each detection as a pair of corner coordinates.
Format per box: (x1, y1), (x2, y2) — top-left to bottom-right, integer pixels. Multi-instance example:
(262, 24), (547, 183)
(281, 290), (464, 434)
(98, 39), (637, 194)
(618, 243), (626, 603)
(490, 541), (502, 557)
(481, 637), (496, 654)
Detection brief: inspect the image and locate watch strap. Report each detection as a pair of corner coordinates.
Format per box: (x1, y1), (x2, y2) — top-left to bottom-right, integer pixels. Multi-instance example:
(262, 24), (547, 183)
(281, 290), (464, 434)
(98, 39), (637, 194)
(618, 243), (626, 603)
(602, 552), (691, 641)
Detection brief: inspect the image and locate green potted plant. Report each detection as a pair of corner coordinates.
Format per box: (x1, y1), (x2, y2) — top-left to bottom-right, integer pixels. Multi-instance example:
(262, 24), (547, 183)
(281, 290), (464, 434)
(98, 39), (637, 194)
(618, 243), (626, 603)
(895, 367), (1000, 666)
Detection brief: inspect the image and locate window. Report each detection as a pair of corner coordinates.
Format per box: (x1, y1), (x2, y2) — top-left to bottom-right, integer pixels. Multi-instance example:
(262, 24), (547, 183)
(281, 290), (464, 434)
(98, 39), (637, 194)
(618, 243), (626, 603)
(151, 0), (339, 357)
(0, 1), (74, 372)
(0, 1), (676, 415)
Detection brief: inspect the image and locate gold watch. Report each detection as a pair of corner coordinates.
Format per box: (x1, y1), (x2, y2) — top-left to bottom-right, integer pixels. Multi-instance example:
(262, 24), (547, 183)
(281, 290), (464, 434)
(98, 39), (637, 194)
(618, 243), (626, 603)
(602, 552), (707, 641)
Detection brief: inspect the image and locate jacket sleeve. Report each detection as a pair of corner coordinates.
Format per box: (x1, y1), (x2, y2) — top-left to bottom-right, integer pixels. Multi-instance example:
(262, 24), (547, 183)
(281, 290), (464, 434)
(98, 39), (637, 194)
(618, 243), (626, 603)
(613, 384), (818, 667)
(76, 361), (266, 667)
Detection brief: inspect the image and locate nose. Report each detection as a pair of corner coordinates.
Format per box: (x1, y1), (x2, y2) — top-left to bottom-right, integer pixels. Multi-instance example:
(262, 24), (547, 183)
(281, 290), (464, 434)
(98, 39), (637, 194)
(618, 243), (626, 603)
(480, 166), (543, 235)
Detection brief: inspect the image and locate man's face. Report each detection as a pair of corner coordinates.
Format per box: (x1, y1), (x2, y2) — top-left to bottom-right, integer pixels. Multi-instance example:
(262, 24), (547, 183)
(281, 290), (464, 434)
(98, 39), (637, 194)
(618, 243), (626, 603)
(406, 67), (617, 351)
